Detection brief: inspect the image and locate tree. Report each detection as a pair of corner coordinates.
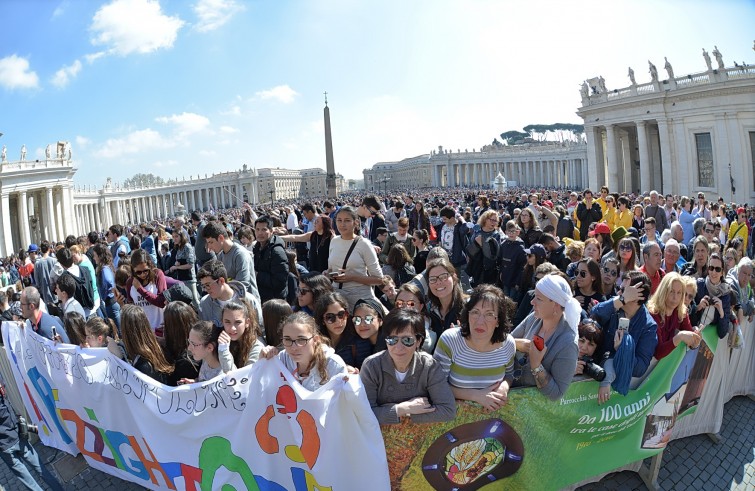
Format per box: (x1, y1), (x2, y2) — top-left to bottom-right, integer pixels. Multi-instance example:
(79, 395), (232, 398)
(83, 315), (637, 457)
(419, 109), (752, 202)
(123, 173), (165, 189)
(499, 130), (529, 145)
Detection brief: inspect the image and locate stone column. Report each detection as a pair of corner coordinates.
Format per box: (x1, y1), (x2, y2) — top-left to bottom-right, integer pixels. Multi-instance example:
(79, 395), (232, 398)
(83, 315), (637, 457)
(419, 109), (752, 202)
(605, 124), (620, 191)
(93, 202), (102, 231)
(45, 187), (56, 240)
(198, 189), (204, 211)
(585, 127), (602, 191)
(18, 191), (30, 247)
(147, 196), (154, 221)
(656, 119), (674, 195)
(1, 194), (13, 256)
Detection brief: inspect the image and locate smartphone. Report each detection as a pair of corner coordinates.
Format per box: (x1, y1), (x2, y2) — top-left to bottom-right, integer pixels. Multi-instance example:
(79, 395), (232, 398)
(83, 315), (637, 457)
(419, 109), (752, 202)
(328, 271), (341, 279)
(533, 335), (545, 351)
(51, 326), (58, 339)
(618, 317), (630, 331)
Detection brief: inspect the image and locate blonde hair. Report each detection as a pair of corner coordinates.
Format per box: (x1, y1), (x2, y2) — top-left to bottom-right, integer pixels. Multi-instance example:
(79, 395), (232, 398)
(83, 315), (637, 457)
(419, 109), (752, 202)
(477, 209), (499, 227)
(647, 272), (687, 318)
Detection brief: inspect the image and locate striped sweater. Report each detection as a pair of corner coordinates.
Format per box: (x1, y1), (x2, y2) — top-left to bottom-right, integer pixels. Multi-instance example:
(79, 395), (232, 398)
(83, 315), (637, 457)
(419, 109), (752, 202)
(433, 327), (516, 389)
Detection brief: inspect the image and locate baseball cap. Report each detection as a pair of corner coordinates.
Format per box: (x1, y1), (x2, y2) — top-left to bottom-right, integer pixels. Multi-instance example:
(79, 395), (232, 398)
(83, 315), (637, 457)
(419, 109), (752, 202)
(589, 223), (611, 236)
(27, 244), (39, 253)
(525, 243), (547, 260)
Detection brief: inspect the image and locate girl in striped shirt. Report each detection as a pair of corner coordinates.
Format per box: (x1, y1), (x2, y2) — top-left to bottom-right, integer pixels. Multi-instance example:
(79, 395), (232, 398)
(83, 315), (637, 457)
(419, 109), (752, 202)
(433, 284), (516, 412)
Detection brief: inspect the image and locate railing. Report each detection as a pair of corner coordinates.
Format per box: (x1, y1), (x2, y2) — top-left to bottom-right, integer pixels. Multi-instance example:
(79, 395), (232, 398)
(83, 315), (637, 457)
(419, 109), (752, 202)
(0, 158), (73, 172)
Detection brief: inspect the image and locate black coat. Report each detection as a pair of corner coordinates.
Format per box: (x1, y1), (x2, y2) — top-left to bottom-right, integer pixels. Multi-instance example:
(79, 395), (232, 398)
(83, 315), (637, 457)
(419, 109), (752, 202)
(253, 235), (289, 303)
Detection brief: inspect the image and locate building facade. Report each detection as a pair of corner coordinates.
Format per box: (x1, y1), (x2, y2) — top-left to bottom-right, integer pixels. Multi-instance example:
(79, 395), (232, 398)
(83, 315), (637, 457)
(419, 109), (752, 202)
(577, 58), (755, 201)
(363, 144), (588, 192)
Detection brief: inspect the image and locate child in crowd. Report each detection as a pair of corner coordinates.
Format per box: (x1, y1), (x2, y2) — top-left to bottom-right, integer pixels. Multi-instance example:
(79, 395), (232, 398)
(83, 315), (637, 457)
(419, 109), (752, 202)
(218, 300), (266, 372)
(179, 321), (227, 384)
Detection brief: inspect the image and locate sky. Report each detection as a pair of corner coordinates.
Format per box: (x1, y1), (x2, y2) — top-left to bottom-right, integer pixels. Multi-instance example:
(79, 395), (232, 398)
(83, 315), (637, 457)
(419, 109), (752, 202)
(0, 0), (753, 187)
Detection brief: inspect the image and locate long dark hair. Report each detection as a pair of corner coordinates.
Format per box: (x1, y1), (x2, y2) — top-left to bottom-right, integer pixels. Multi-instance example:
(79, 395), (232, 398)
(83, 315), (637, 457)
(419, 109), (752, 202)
(130, 249), (157, 285)
(120, 305), (174, 374)
(222, 299), (261, 368)
(313, 291), (356, 345)
(163, 301), (198, 363)
(318, 215), (334, 242)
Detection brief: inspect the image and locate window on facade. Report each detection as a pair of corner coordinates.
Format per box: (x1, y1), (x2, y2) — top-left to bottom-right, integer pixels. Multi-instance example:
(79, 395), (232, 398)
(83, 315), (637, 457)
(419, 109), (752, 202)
(695, 133), (714, 188)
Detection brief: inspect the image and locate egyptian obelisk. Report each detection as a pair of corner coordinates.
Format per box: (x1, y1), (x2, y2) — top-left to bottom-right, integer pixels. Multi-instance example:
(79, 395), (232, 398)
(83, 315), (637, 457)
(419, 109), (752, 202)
(324, 92), (337, 198)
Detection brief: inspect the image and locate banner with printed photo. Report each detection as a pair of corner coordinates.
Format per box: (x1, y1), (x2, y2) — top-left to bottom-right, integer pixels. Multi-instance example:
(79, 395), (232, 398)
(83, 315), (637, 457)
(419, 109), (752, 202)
(1, 322), (390, 491)
(383, 326), (719, 490)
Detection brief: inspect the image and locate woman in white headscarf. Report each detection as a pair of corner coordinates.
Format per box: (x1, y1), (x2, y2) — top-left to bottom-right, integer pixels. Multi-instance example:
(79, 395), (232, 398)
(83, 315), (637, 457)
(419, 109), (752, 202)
(511, 273), (580, 400)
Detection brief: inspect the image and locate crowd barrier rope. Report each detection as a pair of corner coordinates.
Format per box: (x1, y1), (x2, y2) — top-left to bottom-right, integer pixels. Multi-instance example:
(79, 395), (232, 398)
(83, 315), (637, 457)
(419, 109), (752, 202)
(1, 320), (752, 490)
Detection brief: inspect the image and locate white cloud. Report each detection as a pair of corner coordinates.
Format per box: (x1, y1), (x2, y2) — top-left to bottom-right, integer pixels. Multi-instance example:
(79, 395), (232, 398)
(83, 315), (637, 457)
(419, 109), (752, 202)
(199, 149), (216, 156)
(0, 55), (39, 90)
(95, 128), (175, 158)
(51, 59), (82, 88)
(75, 136), (91, 147)
(52, 2), (68, 18)
(90, 0), (184, 56)
(153, 159), (178, 168)
(219, 125), (239, 134)
(220, 105), (241, 116)
(155, 112), (210, 136)
(254, 84), (299, 104)
(193, 0), (244, 32)
(84, 51), (106, 64)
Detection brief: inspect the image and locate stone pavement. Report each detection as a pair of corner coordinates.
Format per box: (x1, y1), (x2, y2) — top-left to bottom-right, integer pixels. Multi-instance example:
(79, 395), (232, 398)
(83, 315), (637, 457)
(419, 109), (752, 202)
(0, 396), (752, 490)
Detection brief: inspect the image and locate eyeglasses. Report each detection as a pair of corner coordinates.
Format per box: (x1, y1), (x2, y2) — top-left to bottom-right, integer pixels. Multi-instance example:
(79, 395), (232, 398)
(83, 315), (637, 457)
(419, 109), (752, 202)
(602, 267), (618, 277)
(187, 339), (206, 348)
(352, 315), (374, 325)
(469, 309), (498, 321)
(428, 272), (451, 284)
(298, 288), (312, 295)
(708, 266), (723, 273)
(577, 270), (589, 278)
(282, 336), (314, 347)
(324, 310), (348, 324)
(394, 300), (418, 308)
(385, 335), (418, 347)
(134, 269), (150, 277)
(200, 278), (219, 290)
(704, 228), (714, 234)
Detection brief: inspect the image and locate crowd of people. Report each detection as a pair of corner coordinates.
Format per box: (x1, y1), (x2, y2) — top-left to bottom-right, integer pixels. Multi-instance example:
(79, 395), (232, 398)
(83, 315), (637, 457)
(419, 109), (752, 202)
(1, 184), (753, 489)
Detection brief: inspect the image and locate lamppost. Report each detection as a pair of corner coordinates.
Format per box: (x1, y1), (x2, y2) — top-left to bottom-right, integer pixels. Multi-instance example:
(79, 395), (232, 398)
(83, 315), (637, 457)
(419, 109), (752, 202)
(379, 173), (391, 195)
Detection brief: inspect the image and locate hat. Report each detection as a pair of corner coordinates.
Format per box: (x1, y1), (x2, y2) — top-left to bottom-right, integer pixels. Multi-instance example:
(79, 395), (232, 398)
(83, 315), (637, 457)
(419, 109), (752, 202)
(27, 244), (39, 253)
(737, 207), (745, 215)
(611, 226), (629, 244)
(589, 223), (611, 236)
(162, 283), (195, 306)
(353, 298), (386, 319)
(627, 227), (639, 239)
(543, 200), (554, 209)
(525, 243), (547, 260)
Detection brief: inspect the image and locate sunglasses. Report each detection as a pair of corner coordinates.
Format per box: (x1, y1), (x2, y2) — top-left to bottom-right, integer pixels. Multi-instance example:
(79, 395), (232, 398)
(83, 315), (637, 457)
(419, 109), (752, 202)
(385, 335), (418, 347)
(708, 266), (723, 273)
(704, 228), (714, 234)
(134, 269), (150, 277)
(619, 244), (633, 251)
(577, 270), (589, 278)
(324, 310), (348, 324)
(352, 315), (374, 326)
(602, 267), (618, 277)
(298, 288), (312, 295)
(394, 300), (417, 308)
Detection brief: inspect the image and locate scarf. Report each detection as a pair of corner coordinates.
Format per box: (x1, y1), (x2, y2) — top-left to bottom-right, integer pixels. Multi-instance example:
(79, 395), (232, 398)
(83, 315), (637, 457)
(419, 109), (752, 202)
(535, 275), (581, 341)
(705, 276), (730, 299)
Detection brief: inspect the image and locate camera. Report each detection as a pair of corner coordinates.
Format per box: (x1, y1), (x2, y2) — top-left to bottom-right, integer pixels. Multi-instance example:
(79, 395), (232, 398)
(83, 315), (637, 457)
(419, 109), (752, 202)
(580, 356), (606, 382)
(17, 415), (38, 439)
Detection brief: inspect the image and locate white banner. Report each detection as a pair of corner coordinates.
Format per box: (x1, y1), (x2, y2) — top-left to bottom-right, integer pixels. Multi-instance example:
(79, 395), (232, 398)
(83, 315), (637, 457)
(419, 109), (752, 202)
(1, 322), (390, 491)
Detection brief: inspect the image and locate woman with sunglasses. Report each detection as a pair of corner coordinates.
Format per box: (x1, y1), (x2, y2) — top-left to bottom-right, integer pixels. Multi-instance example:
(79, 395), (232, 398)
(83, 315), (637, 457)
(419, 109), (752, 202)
(295, 273), (333, 317)
(124, 249), (169, 332)
(573, 258), (605, 315)
(434, 284), (516, 411)
(260, 312), (348, 392)
(352, 298), (386, 355)
(647, 272), (701, 360)
(394, 282), (437, 352)
(424, 258), (467, 339)
(329, 206), (384, 310)
(566, 237), (602, 280)
(691, 253), (731, 339)
(600, 257), (620, 297)
(681, 236), (709, 279)
(616, 237), (638, 285)
(314, 292), (371, 370)
(361, 309), (456, 424)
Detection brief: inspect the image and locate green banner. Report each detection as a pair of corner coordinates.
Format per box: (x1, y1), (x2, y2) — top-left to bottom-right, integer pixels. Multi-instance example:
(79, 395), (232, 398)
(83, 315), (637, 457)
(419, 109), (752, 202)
(383, 326), (718, 490)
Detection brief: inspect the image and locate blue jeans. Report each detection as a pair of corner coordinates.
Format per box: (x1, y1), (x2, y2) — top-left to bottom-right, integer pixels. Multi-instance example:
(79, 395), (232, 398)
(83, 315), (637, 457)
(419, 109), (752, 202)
(105, 300), (121, 336)
(0, 437), (64, 491)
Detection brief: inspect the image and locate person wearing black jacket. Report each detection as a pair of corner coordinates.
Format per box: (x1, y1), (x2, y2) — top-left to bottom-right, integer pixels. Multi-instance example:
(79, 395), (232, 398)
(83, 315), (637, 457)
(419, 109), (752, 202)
(253, 216), (289, 303)
(0, 376), (65, 490)
(576, 189), (603, 241)
(359, 195), (387, 243)
(498, 220), (526, 301)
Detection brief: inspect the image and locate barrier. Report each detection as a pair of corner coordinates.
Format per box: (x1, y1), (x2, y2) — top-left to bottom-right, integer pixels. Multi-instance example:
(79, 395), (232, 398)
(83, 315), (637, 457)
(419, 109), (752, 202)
(1, 319), (751, 490)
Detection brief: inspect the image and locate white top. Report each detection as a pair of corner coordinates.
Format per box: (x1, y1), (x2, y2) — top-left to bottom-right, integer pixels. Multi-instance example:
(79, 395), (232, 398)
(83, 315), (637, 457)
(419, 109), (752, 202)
(130, 282), (163, 330)
(328, 235), (383, 309)
(279, 345), (347, 392)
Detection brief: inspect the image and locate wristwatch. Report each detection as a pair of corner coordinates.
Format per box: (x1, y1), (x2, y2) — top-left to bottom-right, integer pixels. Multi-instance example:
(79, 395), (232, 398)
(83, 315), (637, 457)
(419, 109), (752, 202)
(618, 294), (625, 305)
(531, 365), (545, 376)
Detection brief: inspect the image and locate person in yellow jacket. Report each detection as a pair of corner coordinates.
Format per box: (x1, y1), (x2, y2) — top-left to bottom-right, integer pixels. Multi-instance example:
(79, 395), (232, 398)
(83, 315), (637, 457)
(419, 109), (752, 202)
(727, 207), (749, 252)
(614, 196), (633, 231)
(603, 195), (617, 231)
(596, 186), (610, 216)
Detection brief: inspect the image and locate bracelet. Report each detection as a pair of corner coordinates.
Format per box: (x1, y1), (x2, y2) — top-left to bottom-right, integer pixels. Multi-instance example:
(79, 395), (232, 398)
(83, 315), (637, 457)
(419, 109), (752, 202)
(531, 365), (545, 376)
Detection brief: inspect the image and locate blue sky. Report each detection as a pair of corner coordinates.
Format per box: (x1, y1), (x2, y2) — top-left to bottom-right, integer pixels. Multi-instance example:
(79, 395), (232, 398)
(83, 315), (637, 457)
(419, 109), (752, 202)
(0, 0), (753, 187)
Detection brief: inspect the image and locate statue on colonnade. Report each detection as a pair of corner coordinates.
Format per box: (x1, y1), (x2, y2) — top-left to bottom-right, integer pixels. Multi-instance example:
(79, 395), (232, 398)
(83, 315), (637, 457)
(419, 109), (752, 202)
(45, 144), (51, 159)
(628, 67), (636, 86)
(702, 48), (712, 71)
(664, 57), (674, 79)
(713, 46), (724, 70)
(20, 145), (26, 160)
(597, 76), (606, 93)
(648, 61), (658, 82)
(1, 145), (6, 162)
(580, 81), (589, 99)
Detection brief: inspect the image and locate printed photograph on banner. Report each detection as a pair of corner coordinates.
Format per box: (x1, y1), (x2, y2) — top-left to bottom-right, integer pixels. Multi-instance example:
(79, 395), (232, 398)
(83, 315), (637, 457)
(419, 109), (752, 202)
(641, 339), (715, 450)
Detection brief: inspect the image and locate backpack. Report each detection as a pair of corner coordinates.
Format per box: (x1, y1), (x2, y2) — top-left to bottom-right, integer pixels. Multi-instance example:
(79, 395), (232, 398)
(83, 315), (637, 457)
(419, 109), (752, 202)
(63, 267), (95, 310)
(394, 265), (415, 287)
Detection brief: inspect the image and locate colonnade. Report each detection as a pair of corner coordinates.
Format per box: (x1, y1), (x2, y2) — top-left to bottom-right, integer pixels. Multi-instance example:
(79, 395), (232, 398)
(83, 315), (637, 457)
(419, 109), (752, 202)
(433, 158), (588, 189)
(73, 181), (255, 233)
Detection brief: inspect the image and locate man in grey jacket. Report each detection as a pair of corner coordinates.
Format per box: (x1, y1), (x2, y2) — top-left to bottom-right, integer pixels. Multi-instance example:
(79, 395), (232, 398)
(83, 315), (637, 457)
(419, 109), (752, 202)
(198, 260), (262, 327)
(202, 221), (260, 302)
